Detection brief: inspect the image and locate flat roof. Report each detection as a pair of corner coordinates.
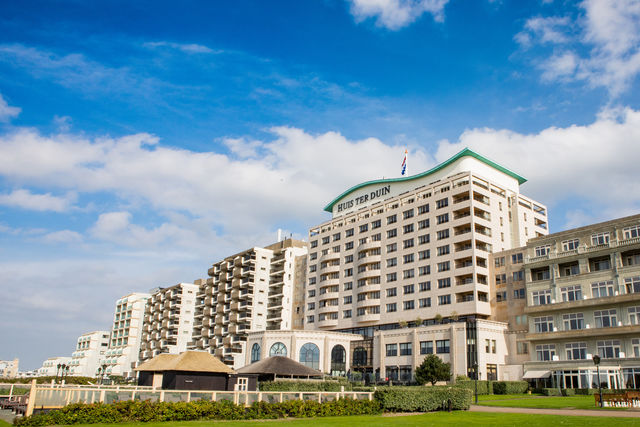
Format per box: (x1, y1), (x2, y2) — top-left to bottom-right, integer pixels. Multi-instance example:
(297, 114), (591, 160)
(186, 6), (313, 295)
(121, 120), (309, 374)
(323, 148), (527, 213)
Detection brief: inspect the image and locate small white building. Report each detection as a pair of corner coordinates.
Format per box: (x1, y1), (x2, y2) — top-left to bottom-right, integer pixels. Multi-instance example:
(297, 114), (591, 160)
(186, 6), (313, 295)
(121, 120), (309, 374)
(0, 359), (19, 379)
(69, 331), (110, 377)
(37, 356), (72, 377)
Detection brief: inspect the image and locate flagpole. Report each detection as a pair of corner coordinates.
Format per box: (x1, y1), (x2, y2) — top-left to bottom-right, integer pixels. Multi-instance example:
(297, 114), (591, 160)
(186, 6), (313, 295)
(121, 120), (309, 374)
(405, 149), (408, 176)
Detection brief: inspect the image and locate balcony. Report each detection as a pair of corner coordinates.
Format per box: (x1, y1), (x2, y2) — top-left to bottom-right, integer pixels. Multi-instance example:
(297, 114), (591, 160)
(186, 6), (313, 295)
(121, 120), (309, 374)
(317, 317), (339, 328)
(524, 292), (640, 314)
(525, 324), (640, 341)
(356, 312), (381, 322)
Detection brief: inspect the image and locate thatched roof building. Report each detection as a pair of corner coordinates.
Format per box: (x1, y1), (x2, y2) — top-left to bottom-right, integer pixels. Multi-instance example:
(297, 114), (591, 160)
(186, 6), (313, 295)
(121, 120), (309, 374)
(236, 356), (323, 381)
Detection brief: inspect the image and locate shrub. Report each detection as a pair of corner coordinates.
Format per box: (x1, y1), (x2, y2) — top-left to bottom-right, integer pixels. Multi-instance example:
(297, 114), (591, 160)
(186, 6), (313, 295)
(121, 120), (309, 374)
(492, 381), (529, 395)
(259, 380), (350, 392)
(374, 386), (472, 412)
(562, 388), (576, 396)
(415, 355), (451, 385)
(574, 388), (595, 395)
(540, 388), (562, 396)
(455, 380), (492, 395)
(14, 397), (380, 426)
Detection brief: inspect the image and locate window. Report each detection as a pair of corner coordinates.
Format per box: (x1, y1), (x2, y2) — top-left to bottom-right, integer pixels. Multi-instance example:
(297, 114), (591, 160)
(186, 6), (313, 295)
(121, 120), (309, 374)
(309, 265), (317, 273)
(562, 313), (584, 330)
(299, 343), (320, 369)
(310, 240), (318, 248)
(532, 289), (551, 305)
(309, 252), (317, 261)
(333, 233), (341, 241)
(403, 238), (414, 248)
(438, 294), (451, 305)
(403, 269), (415, 279)
(625, 277), (640, 294)
(371, 219), (381, 229)
(387, 257), (397, 267)
(629, 306), (640, 324)
(403, 284), (414, 294)
(345, 241), (354, 250)
(386, 344), (398, 357)
(513, 288), (525, 299)
(436, 198), (448, 209)
(437, 261), (450, 272)
(418, 219), (430, 229)
(387, 288), (397, 297)
(418, 204), (429, 214)
(345, 228), (354, 237)
(344, 282), (353, 291)
(436, 229), (450, 240)
(558, 286), (581, 302)
(591, 232), (610, 245)
(420, 341), (433, 354)
(562, 239), (580, 251)
(344, 255), (353, 264)
(308, 290), (316, 298)
(436, 339), (450, 353)
(343, 296), (352, 304)
(345, 268), (353, 277)
(495, 274), (506, 284)
(403, 300), (415, 310)
(399, 342), (412, 356)
(438, 278), (451, 288)
(437, 245), (450, 256)
(403, 209), (414, 219)
(419, 249), (430, 260)
(386, 303), (397, 312)
(322, 236), (330, 245)
(597, 340), (621, 358)
(359, 238), (367, 245)
(386, 272), (397, 282)
(250, 343), (261, 362)
(591, 257), (611, 271)
(418, 234), (430, 244)
(387, 243), (397, 253)
(535, 245), (551, 257)
(517, 342), (529, 355)
(270, 342), (287, 357)
(511, 253), (523, 264)
(372, 233), (381, 241)
(536, 344), (555, 361)
(403, 224), (414, 234)
(387, 214), (397, 224)
(419, 265), (430, 276)
(512, 271), (524, 281)
(494, 256), (505, 267)
(594, 309), (617, 328)
(359, 224), (368, 233)
(436, 213), (449, 224)
(624, 225), (640, 239)
(565, 342), (587, 360)
(592, 281), (614, 298)
(419, 297), (431, 308)
(496, 291), (507, 302)
(307, 302), (315, 310)
(633, 339), (640, 357)
(419, 281), (431, 291)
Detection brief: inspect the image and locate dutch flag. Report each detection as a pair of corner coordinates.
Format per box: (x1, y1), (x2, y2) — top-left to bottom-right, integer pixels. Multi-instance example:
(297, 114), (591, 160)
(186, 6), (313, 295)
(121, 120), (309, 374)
(401, 149), (408, 176)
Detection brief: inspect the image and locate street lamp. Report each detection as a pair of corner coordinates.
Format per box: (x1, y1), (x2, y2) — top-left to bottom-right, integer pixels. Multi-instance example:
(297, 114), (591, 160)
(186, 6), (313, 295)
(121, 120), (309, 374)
(473, 363), (479, 404)
(593, 355), (603, 408)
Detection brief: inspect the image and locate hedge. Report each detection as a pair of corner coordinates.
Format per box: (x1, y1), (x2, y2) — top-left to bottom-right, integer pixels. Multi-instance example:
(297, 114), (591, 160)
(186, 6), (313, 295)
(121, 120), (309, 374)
(259, 380), (349, 392)
(14, 398), (382, 426)
(455, 380), (492, 395)
(2, 376), (97, 385)
(373, 386), (472, 412)
(455, 380), (528, 395)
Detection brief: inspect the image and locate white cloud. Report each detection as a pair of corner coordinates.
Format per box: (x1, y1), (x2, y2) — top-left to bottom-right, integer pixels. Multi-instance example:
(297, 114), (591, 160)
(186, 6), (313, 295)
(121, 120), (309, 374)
(517, 0), (640, 96)
(42, 230), (83, 244)
(347, 0), (449, 30)
(0, 93), (21, 122)
(436, 106), (640, 227)
(142, 41), (219, 54)
(0, 189), (76, 212)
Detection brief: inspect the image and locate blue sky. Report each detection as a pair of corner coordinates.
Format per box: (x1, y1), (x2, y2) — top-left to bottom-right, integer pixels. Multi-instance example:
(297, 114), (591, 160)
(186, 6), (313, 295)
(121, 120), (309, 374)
(1, 0), (640, 369)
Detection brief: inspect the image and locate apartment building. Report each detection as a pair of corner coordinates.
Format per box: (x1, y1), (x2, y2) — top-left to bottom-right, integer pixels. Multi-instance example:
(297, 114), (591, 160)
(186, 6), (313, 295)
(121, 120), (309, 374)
(139, 283), (199, 362)
(0, 359), (19, 379)
(305, 148), (548, 377)
(101, 292), (149, 378)
(521, 214), (640, 389)
(37, 356), (71, 377)
(189, 238), (308, 369)
(69, 331), (110, 377)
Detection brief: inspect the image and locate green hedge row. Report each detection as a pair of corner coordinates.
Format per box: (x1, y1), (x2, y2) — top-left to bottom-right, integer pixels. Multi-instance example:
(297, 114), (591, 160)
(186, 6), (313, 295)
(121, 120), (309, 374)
(14, 398), (382, 426)
(258, 380), (372, 392)
(373, 386), (472, 412)
(455, 380), (528, 395)
(2, 376), (96, 385)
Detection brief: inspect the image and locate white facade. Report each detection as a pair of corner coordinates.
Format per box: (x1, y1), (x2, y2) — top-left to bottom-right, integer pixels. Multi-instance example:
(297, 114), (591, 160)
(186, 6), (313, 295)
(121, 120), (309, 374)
(69, 331), (110, 377)
(139, 283), (199, 362)
(0, 359), (19, 379)
(37, 356), (71, 377)
(102, 292), (149, 378)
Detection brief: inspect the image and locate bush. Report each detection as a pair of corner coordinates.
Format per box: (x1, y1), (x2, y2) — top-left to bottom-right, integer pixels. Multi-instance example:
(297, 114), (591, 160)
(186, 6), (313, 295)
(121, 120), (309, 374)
(455, 380), (492, 395)
(574, 388), (595, 395)
(492, 381), (529, 395)
(259, 380), (350, 392)
(540, 388), (562, 396)
(3, 376), (96, 385)
(562, 388), (576, 396)
(374, 386), (472, 412)
(415, 355), (451, 385)
(14, 397), (380, 426)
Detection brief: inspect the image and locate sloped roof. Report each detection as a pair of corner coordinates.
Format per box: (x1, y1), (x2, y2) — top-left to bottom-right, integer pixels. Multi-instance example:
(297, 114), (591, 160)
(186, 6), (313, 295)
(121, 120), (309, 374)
(323, 147), (527, 213)
(136, 351), (234, 374)
(236, 356), (322, 377)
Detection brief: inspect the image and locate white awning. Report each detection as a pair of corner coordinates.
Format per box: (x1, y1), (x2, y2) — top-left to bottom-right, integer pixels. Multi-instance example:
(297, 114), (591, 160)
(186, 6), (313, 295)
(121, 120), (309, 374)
(523, 370), (551, 379)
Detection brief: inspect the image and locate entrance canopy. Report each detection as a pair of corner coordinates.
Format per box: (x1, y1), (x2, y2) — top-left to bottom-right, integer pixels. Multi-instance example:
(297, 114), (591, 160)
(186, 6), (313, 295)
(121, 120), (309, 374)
(523, 370), (552, 379)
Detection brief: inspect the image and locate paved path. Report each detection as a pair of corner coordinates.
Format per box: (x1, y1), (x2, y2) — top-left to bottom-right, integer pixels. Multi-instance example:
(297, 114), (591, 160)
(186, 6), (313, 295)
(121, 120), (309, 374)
(470, 404), (640, 418)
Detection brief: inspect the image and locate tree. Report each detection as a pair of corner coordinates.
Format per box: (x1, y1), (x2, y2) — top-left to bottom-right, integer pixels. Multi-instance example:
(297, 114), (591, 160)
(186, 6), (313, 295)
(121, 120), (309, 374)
(415, 355), (451, 385)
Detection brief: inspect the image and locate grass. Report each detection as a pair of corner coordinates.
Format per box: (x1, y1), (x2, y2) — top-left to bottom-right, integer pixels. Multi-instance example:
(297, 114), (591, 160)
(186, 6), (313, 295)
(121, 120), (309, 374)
(0, 388), (29, 396)
(9, 413), (638, 427)
(477, 394), (623, 410)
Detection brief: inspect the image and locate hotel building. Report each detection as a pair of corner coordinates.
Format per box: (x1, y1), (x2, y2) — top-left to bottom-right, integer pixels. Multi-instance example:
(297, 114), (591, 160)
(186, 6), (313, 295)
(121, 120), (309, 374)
(68, 331), (110, 377)
(305, 148), (548, 379)
(139, 283), (199, 362)
(101, 292), (150, 378)
(189, 238), (308, 369)
(0, 359), (19, 379)
(520, 214), (640, 389)
(37, 356), (71, 377)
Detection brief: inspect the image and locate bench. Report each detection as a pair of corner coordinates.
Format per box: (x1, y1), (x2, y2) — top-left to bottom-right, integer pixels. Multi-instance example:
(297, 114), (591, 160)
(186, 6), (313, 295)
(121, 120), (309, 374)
(595, 391), (640, 407)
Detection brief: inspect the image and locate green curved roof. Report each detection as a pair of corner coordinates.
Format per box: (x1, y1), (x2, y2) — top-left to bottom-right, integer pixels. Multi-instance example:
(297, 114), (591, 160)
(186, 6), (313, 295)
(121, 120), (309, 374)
(324, 148), (526, 213)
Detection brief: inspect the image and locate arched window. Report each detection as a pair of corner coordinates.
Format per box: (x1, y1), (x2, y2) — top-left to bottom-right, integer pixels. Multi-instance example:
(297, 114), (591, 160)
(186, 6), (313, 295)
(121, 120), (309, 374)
(353, 347), (367, 367)
(269, 342), (287, 357)
(250, 343), (261, 363)
(299, 342), (320, 370)
(330, 345), (346, 376)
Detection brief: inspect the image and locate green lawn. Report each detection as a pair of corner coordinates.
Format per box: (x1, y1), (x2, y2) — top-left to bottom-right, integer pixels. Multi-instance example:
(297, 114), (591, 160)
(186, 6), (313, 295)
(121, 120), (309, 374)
(8, 413), (638, 427)
(477, 394), (621, 410)
(0, 420), (11, 427)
